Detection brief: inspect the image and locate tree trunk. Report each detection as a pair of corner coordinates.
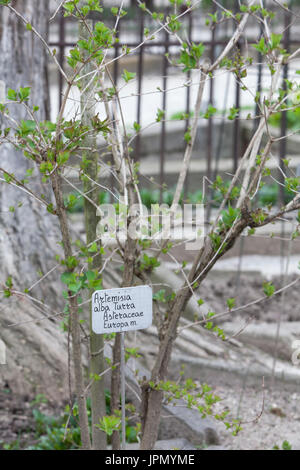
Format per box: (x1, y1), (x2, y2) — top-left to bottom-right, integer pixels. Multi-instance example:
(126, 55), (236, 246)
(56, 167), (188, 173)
(79, 17), (107, 450)
(0, 1), (55, 290)
(0, 1), (68, 399)
(140, 290), (190, 449)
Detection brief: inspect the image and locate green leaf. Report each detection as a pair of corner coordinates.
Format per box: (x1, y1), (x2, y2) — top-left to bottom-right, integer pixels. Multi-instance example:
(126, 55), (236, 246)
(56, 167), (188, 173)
(61, 272), (76, 285)
(122, 69), (136, 83)
(111, 6), (126, 17)
(68, 282), (82, 293)
(228, 107), (239, 120)
(205, 321), (213, 330)
(57, 151), (70, 166)
(97, 415), (121, 436)
(88, 242), (98, 253)
(7, 88), (18, 101)
(66, 256), (78, 269)
(270, 33), (282, 50)
(282, 440), (292, 450)
(86, 270), (97, 281)
(206, 311), (215, 319)
(204, 104), (217, 119)
(168, 14), (181, 33)
(226, 298), (236, 310)
(39, 161), (53, 175)
(263, 281), (275, 297)
(5, 276), (13, 288)
(80, 5), (90, 16)
(220, 204), (241, 228)
(252, 37), (268, 55)
(285, 177), (300, 192)
(156, 108), (165, 122)
(93, 22), (113, 48)
(63, 1), (75, 15)
(46, 203), (55, 214)
(44, 121), (56, 132)
(178, 42), (205, 71)
(153, 289), (166, 303)
(141, 254), (160, 271)
(3, 172), (12, 183)
(18, 120), (36, 135)
(87, 0), (103, 13)
(67, 48), (81, 68)
(191, 42), (205, 60)
(184, 127), (191, 144)
(77, 39), (91, 51)
(18, 87), (31, 102)
(133, 121), (141, 132)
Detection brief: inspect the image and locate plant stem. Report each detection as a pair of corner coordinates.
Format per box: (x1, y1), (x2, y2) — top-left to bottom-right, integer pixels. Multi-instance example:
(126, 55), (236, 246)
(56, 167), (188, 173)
(79, 16), (107, 450)
(51, 171), (91, 450)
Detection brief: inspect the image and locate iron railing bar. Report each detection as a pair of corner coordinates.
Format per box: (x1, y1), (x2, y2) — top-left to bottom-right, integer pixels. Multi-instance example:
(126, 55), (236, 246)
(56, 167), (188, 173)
(159, 28), (169, 202)
(135, 9), (145, 162)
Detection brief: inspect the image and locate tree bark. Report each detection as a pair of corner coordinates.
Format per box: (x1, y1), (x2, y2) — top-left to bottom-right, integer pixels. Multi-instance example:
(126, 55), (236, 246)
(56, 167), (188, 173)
(140, 290), (190, 450)
(0, 1), (56, 292)
(50, 171), (91, 450)
(79, 17), (107, 450)
(0, 0), (86, 416)
(0, 1), (71, 399)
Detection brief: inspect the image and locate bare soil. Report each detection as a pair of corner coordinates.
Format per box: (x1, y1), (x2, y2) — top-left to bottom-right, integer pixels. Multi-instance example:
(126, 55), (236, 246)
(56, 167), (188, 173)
(2, 381), (300, 450)
(200, 272), (300, 323)
(0, 386), (62, 449)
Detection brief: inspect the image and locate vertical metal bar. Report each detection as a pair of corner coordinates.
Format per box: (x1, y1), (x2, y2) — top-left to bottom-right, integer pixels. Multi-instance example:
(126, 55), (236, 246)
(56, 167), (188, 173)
(184, 10), (193, 197)
(113, 20), (121, 86)
(120, 331), (126, 450)
(232, 42), (241, 172)
(58, 11), (65, 110)
(207, 19), (230, 223)
(110, 20), (121, 202)
(206, 16), (216, 221)
(231, 0), (241, 172)
(254, 47), (262, 133)
(279, 13), (290, 208)
(279, 9), (290, 282)
(160, 28), (169, 202)
(206, 24), (215, 185)
(253, 23), (264, 133)
(135, 10), (145, 161)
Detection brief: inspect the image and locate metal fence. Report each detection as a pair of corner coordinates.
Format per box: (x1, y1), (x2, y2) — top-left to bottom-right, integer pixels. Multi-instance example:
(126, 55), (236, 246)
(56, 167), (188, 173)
(48, 4), (299, 198)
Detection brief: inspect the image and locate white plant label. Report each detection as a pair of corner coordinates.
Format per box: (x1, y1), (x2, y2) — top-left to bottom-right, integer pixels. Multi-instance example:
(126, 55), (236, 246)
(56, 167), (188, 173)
(92, 285), (153, 334)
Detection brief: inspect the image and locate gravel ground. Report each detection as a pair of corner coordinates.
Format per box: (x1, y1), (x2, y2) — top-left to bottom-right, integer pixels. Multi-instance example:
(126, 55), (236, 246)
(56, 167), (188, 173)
(212, 383), (300, 450)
